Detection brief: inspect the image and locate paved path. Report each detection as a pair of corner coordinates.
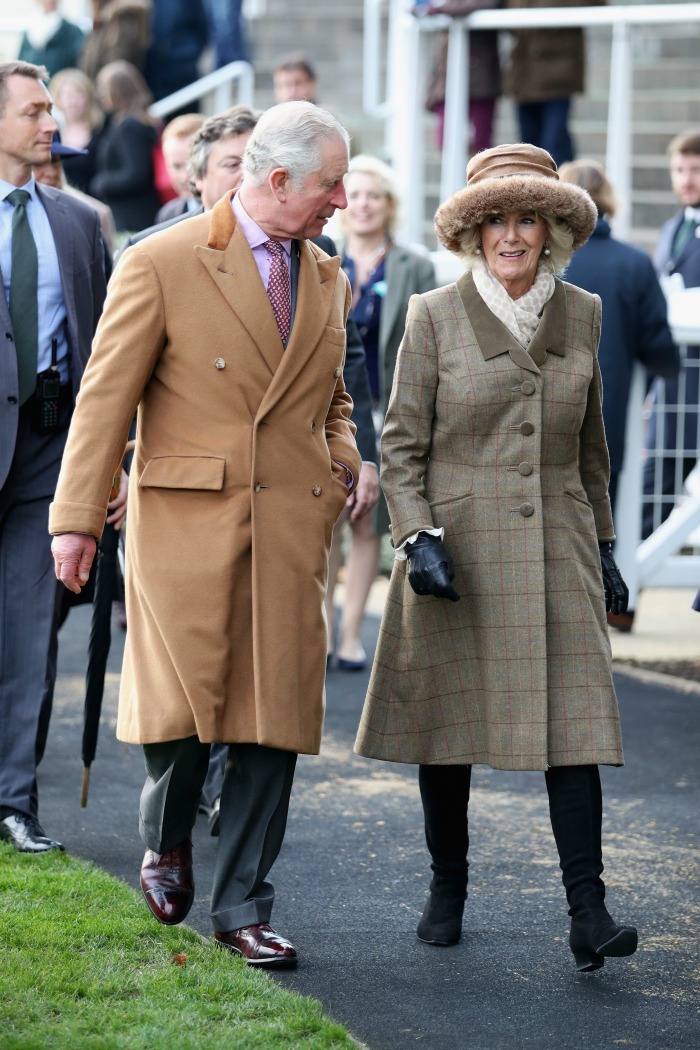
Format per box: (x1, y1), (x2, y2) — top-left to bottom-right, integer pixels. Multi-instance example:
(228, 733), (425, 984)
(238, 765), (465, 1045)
(40, 603), (700, 1050)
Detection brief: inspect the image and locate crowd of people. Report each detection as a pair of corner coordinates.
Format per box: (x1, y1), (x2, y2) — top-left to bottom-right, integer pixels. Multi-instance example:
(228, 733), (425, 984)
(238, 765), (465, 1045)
(0, 0), (697, 979)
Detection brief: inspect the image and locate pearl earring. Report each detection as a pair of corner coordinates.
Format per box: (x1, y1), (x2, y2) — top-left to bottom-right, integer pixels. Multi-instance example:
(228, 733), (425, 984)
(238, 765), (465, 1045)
(544, 246), (551, 256)
(475, 244), (482, 255)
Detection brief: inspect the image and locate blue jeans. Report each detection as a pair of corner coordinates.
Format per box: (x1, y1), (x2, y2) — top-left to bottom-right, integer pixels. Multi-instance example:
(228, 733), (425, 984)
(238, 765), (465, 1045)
(517, 98), (573, 166)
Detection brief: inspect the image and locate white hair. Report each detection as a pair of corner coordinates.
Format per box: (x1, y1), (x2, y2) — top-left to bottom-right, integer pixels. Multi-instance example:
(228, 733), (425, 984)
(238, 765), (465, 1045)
(242, 101), (350, 191)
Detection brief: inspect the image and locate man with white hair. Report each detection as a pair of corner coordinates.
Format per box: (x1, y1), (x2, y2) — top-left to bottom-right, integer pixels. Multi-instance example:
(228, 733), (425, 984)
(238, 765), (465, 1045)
(49, 101), (360, 967)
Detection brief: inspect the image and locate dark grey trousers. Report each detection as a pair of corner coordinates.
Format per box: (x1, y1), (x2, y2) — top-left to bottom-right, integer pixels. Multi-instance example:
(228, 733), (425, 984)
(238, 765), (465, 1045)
(0, 400), (70, 819)
(140, 736), (297, 932)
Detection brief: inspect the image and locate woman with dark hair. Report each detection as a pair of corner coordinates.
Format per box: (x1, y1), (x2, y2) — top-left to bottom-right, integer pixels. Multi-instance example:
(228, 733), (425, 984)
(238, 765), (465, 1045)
(90, 59), (160, 234)
(356, 143), (638, 973)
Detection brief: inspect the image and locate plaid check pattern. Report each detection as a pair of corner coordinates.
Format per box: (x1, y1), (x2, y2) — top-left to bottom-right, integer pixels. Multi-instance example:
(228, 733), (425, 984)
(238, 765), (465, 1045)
(355, 274), (623, 772)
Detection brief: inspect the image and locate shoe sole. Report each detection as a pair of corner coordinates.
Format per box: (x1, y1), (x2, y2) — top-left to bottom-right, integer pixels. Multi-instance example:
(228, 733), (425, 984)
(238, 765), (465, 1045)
(214, 940), (298, 968)
(416, 933), (461, 947)
(573, 928), (638, 971)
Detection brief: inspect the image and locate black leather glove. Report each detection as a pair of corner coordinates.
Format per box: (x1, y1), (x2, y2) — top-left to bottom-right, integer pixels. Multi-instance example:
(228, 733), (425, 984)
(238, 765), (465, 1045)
(405, 532), (460, 602)
(599, 541), (629, 615)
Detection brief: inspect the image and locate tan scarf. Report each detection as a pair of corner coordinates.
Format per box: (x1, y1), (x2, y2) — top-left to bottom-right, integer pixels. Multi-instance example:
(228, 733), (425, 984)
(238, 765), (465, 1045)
(472, 256), (555, 349)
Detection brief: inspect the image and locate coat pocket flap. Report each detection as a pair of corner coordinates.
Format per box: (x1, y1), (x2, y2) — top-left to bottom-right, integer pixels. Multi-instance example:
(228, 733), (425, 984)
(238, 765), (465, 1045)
(139, 456), (226, 491)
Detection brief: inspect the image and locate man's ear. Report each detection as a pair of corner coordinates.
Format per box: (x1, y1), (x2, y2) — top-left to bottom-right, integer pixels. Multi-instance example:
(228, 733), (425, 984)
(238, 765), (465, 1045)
(269, 167), (290, 202)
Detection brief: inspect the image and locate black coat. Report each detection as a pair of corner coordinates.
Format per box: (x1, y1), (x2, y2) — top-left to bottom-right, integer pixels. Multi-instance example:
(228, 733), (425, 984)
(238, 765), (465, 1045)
(645, 210), (700, 453)
(564, 218), (679, 474)
(90, 115), (160, 233)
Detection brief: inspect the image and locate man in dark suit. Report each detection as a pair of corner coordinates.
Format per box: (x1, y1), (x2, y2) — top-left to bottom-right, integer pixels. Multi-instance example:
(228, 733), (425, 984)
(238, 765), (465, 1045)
(0, 61), (107, 853)
(125, 106), (379, 835)
(643, 129), (700, 540)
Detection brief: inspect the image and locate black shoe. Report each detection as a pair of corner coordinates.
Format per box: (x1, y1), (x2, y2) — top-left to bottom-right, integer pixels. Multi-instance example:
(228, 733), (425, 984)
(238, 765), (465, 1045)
(0, 812), (64, 854)
(416, 876), (467, 946)
(569, 906), (638, 972)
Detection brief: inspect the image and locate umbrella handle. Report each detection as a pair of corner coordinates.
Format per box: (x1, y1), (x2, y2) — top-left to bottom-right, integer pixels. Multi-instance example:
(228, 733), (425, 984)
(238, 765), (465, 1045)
(80, 766), (91, 808)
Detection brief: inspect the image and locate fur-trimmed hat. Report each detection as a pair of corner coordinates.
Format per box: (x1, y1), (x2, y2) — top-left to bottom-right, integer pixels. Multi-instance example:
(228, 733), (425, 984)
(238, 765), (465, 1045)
(434, 143), (597, 254)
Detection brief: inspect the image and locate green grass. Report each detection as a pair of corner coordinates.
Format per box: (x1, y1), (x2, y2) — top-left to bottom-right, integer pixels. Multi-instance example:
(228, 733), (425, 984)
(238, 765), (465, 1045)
(0, 845), (357, 1050)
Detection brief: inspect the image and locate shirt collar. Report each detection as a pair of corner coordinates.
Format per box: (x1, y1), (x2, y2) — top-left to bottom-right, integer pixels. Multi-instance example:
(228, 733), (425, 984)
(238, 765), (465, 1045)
(683, 206), (700, 224)
(231, 191), (292, 257)
(1, 174), (36, 204)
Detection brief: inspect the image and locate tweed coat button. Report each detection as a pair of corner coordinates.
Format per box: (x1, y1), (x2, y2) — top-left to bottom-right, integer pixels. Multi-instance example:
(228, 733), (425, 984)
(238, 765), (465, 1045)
(310, 421), (316, 433)
(214, 358), (225, 369)
(519, 502), (535, 517)
(518, 462), (533, 476)
(521, 380), (536, 395)
(312, 486), (322, 496)
(520, 421), (534, 435)
(254, 483), (262, 492)
(333, 367), (341, 378)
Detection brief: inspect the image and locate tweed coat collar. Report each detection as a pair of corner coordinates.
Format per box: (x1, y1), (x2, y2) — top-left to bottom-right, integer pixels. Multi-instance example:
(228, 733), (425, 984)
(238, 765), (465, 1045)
(456, 271), (567, 375)
(194, 191), (343, 407)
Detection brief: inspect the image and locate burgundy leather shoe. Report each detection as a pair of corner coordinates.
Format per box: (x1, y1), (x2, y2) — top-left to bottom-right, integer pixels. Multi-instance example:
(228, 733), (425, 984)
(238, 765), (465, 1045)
(214, 924), (298, 968)
(140, 837), (194, 925)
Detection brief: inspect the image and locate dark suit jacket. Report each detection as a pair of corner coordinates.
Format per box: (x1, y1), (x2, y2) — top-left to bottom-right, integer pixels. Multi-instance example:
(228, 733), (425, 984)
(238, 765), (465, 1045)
(564, 218), (679, 474)
(124, 213), (377, 464)
(0, 184), (107, 488)
(647, 210), (700, 451)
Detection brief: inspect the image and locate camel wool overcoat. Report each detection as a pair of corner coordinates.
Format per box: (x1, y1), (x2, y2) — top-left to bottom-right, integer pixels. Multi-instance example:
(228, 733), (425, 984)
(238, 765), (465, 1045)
(355, 273), (623, 771)
(50, 193), (362, 754)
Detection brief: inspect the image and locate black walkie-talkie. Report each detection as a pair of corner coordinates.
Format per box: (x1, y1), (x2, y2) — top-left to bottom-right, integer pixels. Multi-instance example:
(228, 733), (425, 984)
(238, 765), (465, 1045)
(33, 338), (61, 433)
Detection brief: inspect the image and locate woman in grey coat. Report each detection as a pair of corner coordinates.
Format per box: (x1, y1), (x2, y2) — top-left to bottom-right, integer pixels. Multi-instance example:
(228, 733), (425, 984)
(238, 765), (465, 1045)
(355, 143), (637, 972)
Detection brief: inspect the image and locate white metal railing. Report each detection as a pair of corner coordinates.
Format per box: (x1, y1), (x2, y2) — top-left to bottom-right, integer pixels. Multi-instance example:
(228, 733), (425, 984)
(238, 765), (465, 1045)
(366, 3), (700, 246)
(149, 61), (254, 121)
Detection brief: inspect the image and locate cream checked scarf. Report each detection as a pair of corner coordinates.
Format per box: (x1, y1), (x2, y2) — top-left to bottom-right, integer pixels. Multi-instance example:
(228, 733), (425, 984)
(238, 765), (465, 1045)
(472, 256), (555, 349)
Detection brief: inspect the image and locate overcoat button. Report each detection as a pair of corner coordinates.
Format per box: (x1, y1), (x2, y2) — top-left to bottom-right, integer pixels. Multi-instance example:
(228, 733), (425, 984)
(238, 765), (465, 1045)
(312, 486), (322, 496)
(333, 367), (341, 378)
(521, 380), (536, 395)
(214, 358), (226, 369)
(518, 462), (533, 476)
(520, 502), (535, 517)
(520, 421), (534, 435)
(254, 483), (262, 492)
(310, 421), (316, 433)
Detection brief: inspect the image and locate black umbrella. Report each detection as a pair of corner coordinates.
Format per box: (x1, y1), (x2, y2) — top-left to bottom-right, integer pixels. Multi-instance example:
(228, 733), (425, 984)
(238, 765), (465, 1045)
(80, 483), (124, 806)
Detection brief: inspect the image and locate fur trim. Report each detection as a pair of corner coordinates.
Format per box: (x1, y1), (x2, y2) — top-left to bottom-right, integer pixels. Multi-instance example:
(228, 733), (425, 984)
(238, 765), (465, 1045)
(434, 175), (597, 254)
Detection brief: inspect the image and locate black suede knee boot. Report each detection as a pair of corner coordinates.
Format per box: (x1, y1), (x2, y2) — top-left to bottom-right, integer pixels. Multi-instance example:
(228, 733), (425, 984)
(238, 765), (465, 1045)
(546, 765), (637, 972)
(416, 763), (471, 946)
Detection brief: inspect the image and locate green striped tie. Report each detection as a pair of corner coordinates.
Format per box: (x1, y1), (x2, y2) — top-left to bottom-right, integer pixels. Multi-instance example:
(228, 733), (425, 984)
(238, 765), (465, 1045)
(7, 189), (39, 406)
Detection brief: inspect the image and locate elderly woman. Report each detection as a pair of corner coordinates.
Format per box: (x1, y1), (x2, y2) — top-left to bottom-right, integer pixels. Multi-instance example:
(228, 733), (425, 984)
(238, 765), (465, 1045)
(355, 143), (637, 973)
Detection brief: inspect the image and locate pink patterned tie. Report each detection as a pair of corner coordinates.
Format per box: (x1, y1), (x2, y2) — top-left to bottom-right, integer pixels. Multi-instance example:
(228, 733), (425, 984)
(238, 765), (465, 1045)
(264, 239), (291, 343)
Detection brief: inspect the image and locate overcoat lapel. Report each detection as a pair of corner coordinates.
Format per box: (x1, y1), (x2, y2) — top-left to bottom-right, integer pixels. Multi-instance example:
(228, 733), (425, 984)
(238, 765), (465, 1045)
(195, 219), (284, 377)
(380, 247), (410, 349)
(457, 271), (567, 374)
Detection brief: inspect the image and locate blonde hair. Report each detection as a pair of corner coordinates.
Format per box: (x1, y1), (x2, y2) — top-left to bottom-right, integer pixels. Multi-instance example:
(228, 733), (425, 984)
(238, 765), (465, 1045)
(50, 67), (104, 131)
(161, 113), (206, 145)
(458, 213), (574, 276)
(558, 159), (617, 219)
(340, 154), (400, 237)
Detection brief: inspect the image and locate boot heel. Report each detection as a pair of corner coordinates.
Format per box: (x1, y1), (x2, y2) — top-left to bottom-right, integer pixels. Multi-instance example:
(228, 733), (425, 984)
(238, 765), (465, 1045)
(572, 948), (605, 972)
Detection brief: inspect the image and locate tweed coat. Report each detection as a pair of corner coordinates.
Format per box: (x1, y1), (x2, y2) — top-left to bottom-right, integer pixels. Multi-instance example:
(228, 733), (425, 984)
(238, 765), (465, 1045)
(355, 273), (623, 771)
(50, 193), (362, 753)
